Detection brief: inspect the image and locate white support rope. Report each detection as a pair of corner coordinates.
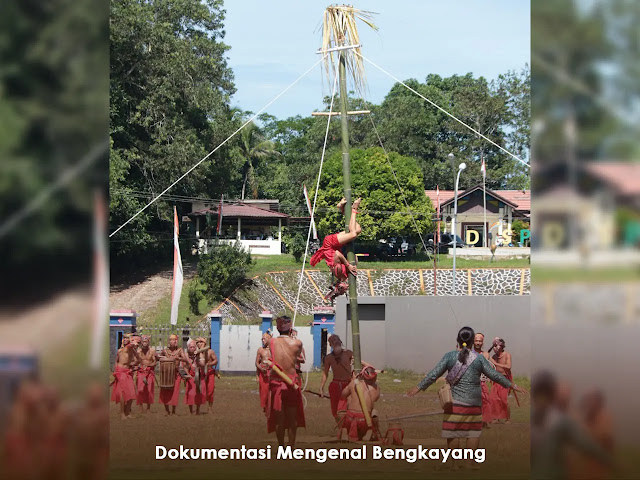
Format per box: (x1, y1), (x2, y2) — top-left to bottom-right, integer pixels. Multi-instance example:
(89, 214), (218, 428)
(109, 54), (328, 238)
(291, 57), (340, 328)
(367, 114), (431, 256)
(355, 51), (530, 168)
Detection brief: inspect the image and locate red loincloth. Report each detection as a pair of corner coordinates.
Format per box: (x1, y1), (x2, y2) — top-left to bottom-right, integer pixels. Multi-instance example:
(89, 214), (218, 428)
(310, 233), (346, 277)
(266, 375), (305, 433)
(340, 410), (369, 441)
(111, 365), (136, 404)
(3, 431), (32, 478)
(329, 379), (349, 418)
(205, 369), (216, 403)
(159, 372), (181, 406)
(258, 370), (270, 412)
(185, 365), (206, 406)
(136, 366), (155, 405)
(481, 380), (492, 423)
(489, 370), (512, 421)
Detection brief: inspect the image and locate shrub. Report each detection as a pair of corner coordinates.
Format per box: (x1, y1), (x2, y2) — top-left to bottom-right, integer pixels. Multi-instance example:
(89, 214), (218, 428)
(197, 243), (253, 303)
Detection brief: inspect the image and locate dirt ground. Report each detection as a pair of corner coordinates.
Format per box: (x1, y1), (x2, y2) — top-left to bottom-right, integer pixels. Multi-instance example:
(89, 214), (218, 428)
(109, 264), (196, 315)
(109, 372), (530, 479)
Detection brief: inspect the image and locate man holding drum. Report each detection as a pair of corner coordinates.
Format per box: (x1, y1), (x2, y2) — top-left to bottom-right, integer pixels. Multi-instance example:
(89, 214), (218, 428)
(158, 334), (188, 416)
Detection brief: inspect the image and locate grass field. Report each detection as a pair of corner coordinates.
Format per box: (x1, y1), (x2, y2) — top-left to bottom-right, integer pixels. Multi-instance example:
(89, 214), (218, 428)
(109, 371), (531, 479)
(532, 266), (640, 283)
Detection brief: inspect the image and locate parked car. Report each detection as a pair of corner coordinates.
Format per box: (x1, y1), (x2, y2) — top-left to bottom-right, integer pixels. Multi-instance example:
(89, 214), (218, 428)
(425, 232), (470, 254)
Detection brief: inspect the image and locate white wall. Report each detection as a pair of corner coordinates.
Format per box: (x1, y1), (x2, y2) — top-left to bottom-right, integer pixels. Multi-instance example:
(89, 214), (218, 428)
(200, 238), (282, 255)
(219, 325), (313, 372)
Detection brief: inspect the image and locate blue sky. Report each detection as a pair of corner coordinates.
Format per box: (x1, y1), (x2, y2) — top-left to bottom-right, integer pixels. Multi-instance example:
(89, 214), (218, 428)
(224, 1), (530, 119)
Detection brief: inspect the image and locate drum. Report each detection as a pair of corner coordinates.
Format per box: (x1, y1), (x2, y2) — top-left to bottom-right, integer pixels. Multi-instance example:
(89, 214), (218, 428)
(158, 359), (176, 389)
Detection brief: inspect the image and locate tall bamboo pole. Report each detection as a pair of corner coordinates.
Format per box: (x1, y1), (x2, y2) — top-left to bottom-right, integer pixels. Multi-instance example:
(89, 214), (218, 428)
(338, 51), (362, 370)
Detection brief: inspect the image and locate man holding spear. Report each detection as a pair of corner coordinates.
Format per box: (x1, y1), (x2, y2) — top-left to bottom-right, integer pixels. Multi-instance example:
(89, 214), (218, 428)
(265, 316), (305, 446)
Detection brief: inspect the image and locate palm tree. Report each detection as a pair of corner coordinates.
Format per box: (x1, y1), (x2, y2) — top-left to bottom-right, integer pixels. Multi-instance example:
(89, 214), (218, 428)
(238, 121), (279, 200)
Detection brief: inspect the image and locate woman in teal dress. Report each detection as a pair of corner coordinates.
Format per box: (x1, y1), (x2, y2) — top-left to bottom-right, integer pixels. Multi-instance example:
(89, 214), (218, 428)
(407, 326), (527, 450)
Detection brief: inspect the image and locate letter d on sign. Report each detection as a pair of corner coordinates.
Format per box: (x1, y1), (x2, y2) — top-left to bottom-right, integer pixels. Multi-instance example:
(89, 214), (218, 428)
(466, 230), (479, 246)
(156, 446), (167, 459)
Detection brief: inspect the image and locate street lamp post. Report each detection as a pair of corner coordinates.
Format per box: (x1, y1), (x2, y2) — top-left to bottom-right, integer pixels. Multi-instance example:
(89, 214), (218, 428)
(452, 162), (466, 295)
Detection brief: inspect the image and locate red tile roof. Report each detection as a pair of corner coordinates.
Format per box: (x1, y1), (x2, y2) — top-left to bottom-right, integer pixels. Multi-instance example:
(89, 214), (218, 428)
(190, 203), (289, 219)
(585, 162), (640, 196)
(425, 188), (530, 211)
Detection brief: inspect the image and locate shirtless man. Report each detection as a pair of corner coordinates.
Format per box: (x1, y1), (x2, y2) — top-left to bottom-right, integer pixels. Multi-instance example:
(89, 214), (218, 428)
(473, 333), (493, 428)
(291, 328), (306, 388)
(266, 316), (305, 446)
(158, 334), (188, 416)
(195, 336), (218, 414)
(255, 331), (272, 413)
(310, 197), (361, 301)
(320, 334), (353, 423)
(489, 337), (513, 424)
(183, 340), (206, 415)
(339, 366), (381, 442)
(111, 334), (139, 419)
(136, 335), (157, 413)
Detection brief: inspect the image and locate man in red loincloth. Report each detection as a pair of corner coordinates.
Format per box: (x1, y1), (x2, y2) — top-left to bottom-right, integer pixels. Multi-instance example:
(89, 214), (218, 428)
(310, 197), (362, 301)
(489, 337), (513, 424)
(473, 333), (493, 428)
(320, 334), (353, 423)
(339, 366), (381, 442)
(255, 331), (272, 414)
(111, 334), (139, 419)
(183, 339), (207, 415)
(136, 335), (157, 413)
(158, 334), (188, 415)
(194, 336), (218, 414)
(266, 316), (305, 446)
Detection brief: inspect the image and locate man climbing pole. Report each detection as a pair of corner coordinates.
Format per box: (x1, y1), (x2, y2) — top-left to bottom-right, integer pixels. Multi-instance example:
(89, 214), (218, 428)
(310, 197), (362, 302)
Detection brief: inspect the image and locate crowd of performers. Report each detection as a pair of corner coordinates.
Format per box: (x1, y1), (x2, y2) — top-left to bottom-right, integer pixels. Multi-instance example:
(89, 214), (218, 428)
(111, 333), (218, 418)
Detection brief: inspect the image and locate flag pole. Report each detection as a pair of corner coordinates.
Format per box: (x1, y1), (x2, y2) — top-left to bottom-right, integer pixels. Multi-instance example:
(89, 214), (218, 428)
(482, 155), (487, 248)
(434, 186), (440, 295)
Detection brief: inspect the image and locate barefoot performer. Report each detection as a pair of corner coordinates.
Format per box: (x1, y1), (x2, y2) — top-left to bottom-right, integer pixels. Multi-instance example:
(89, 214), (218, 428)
(158, 334), (188, 416)
(111, 334), (139, 419)
(339, 366), (381, 442)
(310, 197), (362, 301)
(136, 335), (157, 413)
(266, 316), (305, 446)
(473, 333), (493, 427)
(183, 340), (206, 415)
(195, 336), (218, 414)
(407, 327), (527, 456)
(256, 331), (272, 414)
(320, 334), (353, 423)
(489, 337), (514, 424)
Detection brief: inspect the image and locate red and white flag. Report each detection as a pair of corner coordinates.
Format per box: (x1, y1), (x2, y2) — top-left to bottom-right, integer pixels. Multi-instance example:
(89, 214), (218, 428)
(436, 185), (441, 244)
(481, 157), (486, 179)
(170, 206), (183, 325)
(216, 194), (224, 235)
(303, 184), (317, 240)
(90, 190), (108, 369)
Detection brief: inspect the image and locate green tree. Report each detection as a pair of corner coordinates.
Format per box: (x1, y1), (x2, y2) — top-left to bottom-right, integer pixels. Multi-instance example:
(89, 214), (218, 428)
(110, 0), (236, 261)
(313, 147), (434, 241)
(196, 244), (253, 303)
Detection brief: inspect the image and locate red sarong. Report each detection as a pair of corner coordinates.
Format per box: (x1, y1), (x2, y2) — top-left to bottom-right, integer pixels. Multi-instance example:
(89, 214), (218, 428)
(310, 233), (346, 277)
(185, 365), (206, 406)
(205, 369), (216, 403)
(258, 370), (270, 412)
(159, 372), (181, 406)
(266, 375), (305, 433)
(136, 366), (155, 405)
(111, 365), (135, 404)
(481, 380), (492, 423)
(329, 379), (349, 418)
(489, 371), (512, 421)
(340, 410), (369, 441)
